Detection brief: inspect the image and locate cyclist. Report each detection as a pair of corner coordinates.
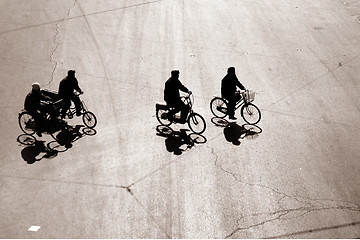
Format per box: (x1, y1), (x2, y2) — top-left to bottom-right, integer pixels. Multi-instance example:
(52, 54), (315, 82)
(58, 70), (83, 118)
(164, 70), (190, 124)
(221, 67), (246, 120)
(24, 82), (55, 137)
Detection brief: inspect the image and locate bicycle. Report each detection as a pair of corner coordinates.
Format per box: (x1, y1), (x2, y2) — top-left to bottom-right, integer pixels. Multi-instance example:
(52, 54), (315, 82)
(156, 92), (206, 134)
(18, 107), (69, 142)
(19, 89), (97, 142)
(64, 92), (97, 129)
(210, 90), (261, 125)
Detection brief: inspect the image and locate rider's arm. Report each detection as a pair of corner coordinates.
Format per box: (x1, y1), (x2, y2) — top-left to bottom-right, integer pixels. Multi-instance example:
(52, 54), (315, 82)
(73, 78), (83, 93)
(178, 80), (189, 93)
(236, 78), (246, 91)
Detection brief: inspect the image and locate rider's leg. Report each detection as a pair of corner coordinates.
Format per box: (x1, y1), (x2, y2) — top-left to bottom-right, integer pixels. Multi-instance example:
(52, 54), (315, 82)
(61, 98), (70, 118)
(30, 110), (44, 137)
(168, 107), (180, 121)
(72, 95), (82, 116)
(234, 91), (241, 102)
(227, 97), (236, 120)
(166, 100), (179, 121)
(43, 104), (57, 119)
(178, 101), (188, 124)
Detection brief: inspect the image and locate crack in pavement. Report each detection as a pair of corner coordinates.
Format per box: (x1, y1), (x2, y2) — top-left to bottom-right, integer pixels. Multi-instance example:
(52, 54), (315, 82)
(206, 145), (360, 238)
(226, 204), (360, 238)
(47, 0), (77, 87)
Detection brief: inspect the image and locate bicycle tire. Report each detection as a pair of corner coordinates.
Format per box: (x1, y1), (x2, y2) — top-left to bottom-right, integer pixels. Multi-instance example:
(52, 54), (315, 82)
(49, 119), (69, 142)
(17, 134), (36, 145)
(240, 103), (261, 125)
(156, 108), (173, 126)
(18, 112), (36, 135)
(210, 97), (228, 118)
(83, 111), (97, 128)
(187, 112), (206, 134)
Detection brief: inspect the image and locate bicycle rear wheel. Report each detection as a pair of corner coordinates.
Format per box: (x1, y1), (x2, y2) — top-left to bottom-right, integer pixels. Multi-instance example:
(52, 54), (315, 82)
(156, 108), (173, 126)
(241, 103), (261, 125)
(188, 112), (206, 134)
(210, 97), (228, 118)
(83, 111), (97, 128)
(18, 112), (36, 135)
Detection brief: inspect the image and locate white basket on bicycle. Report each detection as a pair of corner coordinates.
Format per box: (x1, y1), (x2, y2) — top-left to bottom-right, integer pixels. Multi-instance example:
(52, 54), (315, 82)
(242, 90), (255, 103)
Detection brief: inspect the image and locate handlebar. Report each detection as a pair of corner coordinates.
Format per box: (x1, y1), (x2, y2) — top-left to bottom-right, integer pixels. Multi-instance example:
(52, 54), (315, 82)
(181, 91), (192, 99)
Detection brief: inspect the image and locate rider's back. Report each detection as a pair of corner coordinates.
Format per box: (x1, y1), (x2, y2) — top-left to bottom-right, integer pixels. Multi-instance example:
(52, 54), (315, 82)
(221, 73), (245, 99)
(59, 77), (80, 98)
(164, 77), (188, 105)
(24, 91), (40, 112)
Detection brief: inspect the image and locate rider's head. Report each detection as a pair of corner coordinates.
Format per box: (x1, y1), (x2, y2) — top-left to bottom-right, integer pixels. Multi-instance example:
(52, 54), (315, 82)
(171, 70), (180, 78)
(32, 82), (41, 92)
(68, 70), (75, 78)
(227, 67), (235, 75)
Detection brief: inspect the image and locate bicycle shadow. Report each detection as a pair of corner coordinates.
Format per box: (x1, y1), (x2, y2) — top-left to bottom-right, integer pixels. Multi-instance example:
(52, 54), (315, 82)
(20, 140), (58, 164)
(156, 125), (207, 155)
(56, 125), (97, 148)
(211, 117), (262, 145)
(17, 125), (97, 164)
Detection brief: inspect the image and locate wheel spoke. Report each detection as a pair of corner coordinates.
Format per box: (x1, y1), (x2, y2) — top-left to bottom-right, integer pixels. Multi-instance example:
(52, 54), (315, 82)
(188, 113), (206, 134)
(241, 103), (261, 124)
(83, 111), (97, 128)
(156, 109), (172, 126)
(210, 97), (228, 118)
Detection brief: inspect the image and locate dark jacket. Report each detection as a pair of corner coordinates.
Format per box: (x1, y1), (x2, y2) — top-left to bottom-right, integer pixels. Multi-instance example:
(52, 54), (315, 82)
(164, 77), (189, 105)
(24, 90), (48, 112)
(221, 73), (245, 99)
(59, 77), (81, 98)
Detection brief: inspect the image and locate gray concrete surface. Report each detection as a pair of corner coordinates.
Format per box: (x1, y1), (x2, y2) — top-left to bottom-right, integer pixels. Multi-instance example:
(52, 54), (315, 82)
(1, 0), (360, 238)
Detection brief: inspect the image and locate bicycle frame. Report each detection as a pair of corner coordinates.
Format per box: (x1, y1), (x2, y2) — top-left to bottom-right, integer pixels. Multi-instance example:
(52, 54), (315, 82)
(234, 91), (250, 111)
(68, 101), (86, 114)
(181, 93), (195, 119)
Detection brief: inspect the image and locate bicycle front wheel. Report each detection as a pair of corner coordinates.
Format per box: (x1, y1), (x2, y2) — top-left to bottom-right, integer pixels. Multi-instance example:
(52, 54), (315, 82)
(188, 112), (206, 134)
(18, 112), (36, 135)
(83, 111), (97, 128)
(210, 97), (228, 118)
(241, 103), (261, 125)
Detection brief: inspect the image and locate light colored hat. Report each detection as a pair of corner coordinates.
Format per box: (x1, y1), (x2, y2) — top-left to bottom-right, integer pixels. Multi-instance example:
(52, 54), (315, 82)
(32, 82), (40, 91)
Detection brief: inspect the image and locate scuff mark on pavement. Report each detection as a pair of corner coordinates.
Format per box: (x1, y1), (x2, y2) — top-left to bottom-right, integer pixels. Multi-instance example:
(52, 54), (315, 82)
(122, 184), (172, 238)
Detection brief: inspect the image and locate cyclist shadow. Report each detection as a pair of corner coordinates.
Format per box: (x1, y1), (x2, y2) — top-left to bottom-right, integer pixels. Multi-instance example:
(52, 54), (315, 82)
(156, 125), (207, 155)
(56, 125), (97, 149)
(17, 125), (97, 164)
(20, 140), (58, 164)
(211, 117), (262, 146)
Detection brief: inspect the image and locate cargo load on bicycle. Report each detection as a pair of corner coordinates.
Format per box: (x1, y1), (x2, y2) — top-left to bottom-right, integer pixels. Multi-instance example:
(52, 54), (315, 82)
(40, 89), (64, 110)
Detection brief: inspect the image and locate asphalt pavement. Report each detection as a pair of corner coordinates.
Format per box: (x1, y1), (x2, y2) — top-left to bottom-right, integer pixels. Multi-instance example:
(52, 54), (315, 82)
(1, 0), (360, 238)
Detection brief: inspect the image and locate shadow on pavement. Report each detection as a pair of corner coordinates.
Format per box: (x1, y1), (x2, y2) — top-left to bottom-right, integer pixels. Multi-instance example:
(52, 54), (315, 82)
(211, 117), (262, 145)
(156, 125), (207, 155)
(17, 125), (97, 164)
(20, 140), (58, 164)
